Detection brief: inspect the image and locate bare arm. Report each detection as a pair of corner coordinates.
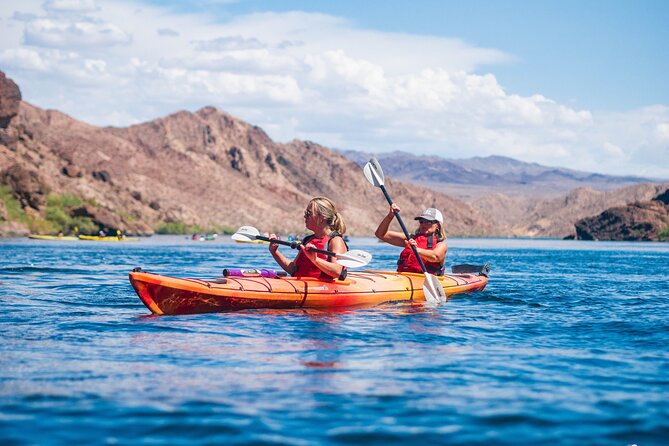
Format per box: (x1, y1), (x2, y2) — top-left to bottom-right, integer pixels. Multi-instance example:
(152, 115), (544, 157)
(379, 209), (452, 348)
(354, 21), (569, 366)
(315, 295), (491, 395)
(410, 240), (448, 265)
(375, 204), (409, 248)
(269, 234), (297, 275)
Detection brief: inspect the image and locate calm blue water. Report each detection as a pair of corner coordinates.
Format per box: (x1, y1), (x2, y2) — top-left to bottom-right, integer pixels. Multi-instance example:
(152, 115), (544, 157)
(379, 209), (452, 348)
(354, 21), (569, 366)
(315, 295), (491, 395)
(1, 236), (668, 445)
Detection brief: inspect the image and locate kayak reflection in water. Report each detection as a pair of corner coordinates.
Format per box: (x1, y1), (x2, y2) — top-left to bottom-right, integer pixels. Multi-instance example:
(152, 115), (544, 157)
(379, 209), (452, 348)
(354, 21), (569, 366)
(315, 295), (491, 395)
(269, 197), (349, 280)
(375, 204), (448, 276)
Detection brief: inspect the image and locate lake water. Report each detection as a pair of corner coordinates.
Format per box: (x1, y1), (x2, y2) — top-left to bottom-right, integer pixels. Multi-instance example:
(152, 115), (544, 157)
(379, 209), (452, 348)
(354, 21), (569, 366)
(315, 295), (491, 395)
(1, 236), (668, 445)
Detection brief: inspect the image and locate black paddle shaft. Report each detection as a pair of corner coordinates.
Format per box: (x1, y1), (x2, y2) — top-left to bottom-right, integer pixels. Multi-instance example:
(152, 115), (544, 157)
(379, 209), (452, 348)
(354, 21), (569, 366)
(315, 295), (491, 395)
(254, 235), (337, 257)
(379, 184), (430, 274)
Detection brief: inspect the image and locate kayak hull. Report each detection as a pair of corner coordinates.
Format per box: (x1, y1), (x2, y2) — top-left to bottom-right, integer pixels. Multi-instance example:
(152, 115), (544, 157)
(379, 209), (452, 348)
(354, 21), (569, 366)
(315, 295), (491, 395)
(79, 235), (139, 242)
(234, 239), (269, 244)
(28, 234), (79, 241)
(129, 270), (488, 315)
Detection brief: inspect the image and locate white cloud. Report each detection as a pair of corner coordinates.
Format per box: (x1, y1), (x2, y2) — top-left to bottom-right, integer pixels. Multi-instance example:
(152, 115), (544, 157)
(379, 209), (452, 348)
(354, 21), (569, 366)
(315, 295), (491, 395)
(157, 28), (179, 37)
(194, 36), (265, 52)
(0, 47), (50, 71)
(24, 18), (132, 48)
(602, 142), (625, 158)
(0, 0), (667, 178)
(43, 0), (99, 14)
(656, 123), (669, 142)
(164, 48), (302, 74)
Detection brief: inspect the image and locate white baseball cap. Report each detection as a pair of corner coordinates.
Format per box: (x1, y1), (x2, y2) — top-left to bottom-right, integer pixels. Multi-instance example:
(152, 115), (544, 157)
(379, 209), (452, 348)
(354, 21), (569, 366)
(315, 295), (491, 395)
(414, 208), (443, 224)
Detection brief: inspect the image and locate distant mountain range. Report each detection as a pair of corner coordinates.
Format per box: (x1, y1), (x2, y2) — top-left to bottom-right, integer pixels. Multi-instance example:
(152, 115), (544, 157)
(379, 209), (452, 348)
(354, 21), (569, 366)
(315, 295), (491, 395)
(340, 150), (658, 198)
(1, 69), (667, 239)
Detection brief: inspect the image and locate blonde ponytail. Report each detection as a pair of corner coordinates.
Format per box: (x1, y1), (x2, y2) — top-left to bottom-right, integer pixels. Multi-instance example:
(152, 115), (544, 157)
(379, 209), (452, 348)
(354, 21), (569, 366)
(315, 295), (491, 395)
(310, 197), (346, 235)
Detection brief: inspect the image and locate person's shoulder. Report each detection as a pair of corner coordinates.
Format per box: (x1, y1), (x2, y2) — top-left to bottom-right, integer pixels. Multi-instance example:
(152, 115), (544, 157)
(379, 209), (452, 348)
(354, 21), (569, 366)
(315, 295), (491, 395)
(329, 234), (346, 243)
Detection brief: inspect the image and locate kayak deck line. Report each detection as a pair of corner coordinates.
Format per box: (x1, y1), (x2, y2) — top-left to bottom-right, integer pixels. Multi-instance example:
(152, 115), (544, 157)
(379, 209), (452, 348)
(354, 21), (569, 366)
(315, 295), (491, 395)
(129, 267), (489, 315)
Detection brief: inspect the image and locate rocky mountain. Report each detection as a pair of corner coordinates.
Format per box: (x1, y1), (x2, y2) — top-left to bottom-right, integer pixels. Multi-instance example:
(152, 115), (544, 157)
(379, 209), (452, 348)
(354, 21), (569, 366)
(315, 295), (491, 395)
(340, 150), (657, 198)
(342, 149), (669, 238)
(574, 189), (669, 241)
(0, 71), (494, 237)
(472, 183), (669, 238)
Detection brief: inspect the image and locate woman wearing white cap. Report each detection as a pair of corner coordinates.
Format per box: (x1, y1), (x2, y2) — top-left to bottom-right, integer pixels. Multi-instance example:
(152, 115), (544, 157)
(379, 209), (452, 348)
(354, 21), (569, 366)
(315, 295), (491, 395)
(375, 204), (447, 275)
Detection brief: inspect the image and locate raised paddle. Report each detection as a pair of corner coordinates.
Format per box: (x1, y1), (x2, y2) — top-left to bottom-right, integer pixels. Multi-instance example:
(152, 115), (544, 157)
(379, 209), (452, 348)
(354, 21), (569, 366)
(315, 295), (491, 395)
(232, 226), (373, 269)
(363, 157), (447, 304)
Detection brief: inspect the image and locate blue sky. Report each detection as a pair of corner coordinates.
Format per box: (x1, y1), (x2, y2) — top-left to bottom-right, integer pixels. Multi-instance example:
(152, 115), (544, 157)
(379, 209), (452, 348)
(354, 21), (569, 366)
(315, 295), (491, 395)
(1, 0), (668, 177)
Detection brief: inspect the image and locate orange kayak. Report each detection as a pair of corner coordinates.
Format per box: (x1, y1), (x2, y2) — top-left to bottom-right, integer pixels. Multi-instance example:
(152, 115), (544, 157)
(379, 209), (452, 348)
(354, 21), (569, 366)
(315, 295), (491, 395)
(129, 268), (488, 315)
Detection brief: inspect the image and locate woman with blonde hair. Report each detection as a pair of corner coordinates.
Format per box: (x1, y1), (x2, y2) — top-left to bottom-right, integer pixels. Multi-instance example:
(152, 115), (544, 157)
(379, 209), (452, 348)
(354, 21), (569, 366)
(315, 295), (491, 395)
(269, 197), (349, 280)
(375, 204), (447, 275)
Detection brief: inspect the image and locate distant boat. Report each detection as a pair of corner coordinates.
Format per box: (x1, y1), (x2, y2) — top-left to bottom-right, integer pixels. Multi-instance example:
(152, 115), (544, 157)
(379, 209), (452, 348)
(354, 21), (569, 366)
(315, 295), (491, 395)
(78, 235), (139, 242)
(28, 234), (79, 241)
(191, 233), (218, 241)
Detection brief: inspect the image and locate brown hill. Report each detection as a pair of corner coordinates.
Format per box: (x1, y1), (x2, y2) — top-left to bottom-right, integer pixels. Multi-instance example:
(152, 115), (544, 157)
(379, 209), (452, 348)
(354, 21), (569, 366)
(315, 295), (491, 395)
(0, 71), (494, 237)
(472, 183), (669, 238)
(574, 189), (669, 241)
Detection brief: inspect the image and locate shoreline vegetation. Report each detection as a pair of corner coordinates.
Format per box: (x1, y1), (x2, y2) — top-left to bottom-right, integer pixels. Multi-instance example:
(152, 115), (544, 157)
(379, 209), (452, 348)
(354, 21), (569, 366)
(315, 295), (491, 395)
(0, 187), (236, 237)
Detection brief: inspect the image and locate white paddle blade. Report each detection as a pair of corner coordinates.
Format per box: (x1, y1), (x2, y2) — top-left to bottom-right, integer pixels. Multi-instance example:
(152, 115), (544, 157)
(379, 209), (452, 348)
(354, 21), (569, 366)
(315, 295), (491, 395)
(335, 250), (372, 268)
(363, 158), (385, 187)
(231, 226), (260, 242)
(422, 273), (447, 305)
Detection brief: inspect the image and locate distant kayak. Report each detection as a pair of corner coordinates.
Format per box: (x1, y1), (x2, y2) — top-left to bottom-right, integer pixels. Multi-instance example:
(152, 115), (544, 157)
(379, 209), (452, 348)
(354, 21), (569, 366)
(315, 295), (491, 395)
(28, 234), (79, 241)
(129, 268), (489, 315)
(233, 239), (270, 245)
(78, 235), (139, 242)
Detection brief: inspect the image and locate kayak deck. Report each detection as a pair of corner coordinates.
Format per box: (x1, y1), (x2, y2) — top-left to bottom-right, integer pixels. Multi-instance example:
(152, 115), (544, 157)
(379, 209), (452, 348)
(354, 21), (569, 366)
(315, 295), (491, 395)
(129, 269), (488, 315)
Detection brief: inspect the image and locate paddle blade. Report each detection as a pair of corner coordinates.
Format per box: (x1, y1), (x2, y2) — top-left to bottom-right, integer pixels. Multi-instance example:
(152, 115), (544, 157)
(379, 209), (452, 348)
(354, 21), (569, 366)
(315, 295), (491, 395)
(231, 226), (260, 242)
(422, 273), (447, 305)
(334, 249), (372, 268)
(363, 158), (385, 187)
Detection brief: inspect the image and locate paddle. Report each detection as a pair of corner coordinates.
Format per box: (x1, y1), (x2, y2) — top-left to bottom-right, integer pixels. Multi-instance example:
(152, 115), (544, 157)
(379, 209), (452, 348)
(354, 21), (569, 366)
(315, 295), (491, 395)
(363, 157), (447, 304)
(232, 226), (373, 268)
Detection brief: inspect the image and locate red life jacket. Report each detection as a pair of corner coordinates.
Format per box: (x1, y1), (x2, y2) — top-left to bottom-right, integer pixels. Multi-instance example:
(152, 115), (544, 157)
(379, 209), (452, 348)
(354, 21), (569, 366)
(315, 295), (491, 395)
(293, 232), (348, 279)
(397, 234), (445, 275)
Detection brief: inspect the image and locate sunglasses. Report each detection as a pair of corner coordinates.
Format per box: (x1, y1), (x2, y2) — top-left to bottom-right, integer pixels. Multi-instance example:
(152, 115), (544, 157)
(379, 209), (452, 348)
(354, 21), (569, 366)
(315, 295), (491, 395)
(304, 209), (313, 218)
(418, 218), (438, 224)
